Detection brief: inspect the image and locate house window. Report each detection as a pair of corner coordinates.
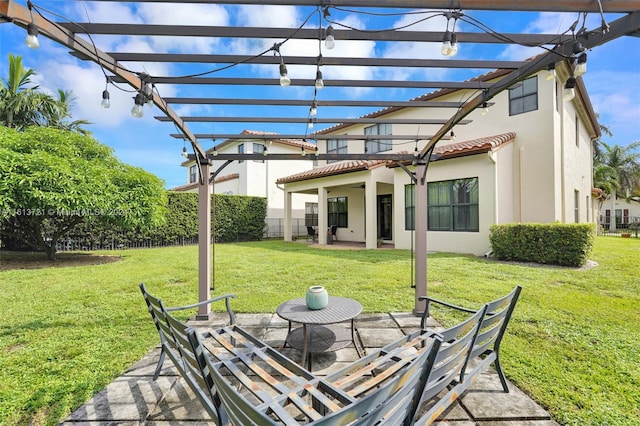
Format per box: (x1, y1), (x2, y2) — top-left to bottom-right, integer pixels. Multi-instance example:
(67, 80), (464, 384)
(253, 143), (265, 163)
(189, 165), (197, 183)
(327, 139), (348, 163)
(574, 190), (580, 223)
(305, 202), (318, 227)
(405, 184), (415, 230)
(238, 143), (244, 163)
(364, 123), (392, 154)
(427, 178), (479, 232)
(509, 76), (538, 116)
(328, 197), (348, 228)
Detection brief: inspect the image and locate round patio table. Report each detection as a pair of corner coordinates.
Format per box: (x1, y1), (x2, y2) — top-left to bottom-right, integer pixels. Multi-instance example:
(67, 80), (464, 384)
(276, 296), (363, 368)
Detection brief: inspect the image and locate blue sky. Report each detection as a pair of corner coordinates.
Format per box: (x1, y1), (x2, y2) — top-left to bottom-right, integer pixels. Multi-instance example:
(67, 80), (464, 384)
(1, 2), (638, 189)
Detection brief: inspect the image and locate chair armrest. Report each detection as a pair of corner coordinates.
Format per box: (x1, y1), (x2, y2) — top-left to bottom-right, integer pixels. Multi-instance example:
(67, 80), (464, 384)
(166, 294), (236, 325)
(418, 296), (476, 329)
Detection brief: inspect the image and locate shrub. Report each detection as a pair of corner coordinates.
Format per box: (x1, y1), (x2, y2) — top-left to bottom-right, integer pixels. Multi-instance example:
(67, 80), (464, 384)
(489, 223), (595, 266)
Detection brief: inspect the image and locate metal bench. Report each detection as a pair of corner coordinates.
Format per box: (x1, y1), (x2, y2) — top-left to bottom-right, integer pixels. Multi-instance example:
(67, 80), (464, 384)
(140, 284), (519, 425)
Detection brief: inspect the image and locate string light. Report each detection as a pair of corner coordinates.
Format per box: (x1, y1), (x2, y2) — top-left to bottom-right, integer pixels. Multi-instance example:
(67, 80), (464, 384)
(301, 146), (307, 157)
(279, 62), (291, 87)
(131, 93), (145, 118)
(310, 100), (318, 117)
(325, 25), (335, 49)
(25, 23), (40, 49)
(181, 146), (188, 158)
(450, 131), (456, 142)
(481, 102), (489, 115)
(308, 118), (315, 129)
(314, 69), (324, 90)
(546, 62), (556, 81)
(100, 79), (110, 109)
(262, 145), (268, 156)
(212, 146), (219, 156)
(563, 77), (576, 101)
(575, 53), (587, 77)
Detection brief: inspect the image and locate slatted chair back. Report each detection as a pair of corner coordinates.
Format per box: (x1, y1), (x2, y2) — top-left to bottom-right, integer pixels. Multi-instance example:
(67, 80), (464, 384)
(140, 284), (224, 424)
(411, 305), (488, 425)
(186, 326), (443, 426)
(470, 285), (521, 359)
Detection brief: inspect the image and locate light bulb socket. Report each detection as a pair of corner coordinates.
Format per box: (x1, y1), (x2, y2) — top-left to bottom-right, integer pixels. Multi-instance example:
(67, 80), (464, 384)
(572, 41), (585, 54)
(181, 147), (188, 158)
(449, 33), (458, 56)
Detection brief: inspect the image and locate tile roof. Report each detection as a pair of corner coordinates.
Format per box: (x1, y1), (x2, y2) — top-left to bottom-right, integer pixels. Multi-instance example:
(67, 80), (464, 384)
(433, 132), (516, 159)
(276, 159), (390, 184)
(278, 132), (516, 184)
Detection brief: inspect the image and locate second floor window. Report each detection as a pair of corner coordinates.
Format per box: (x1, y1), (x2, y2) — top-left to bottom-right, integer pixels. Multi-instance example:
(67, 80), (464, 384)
(238, 143), (245, 163)
(364, 123), (392, 154)
(327, 139), (348, 163)
(189, 165), (197, 183)
(509, 76), (538, 116)
(253, 143), (265, 163)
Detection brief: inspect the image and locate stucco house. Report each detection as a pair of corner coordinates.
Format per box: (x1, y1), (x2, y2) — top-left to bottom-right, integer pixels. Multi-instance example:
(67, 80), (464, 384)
(277, 61), (600, 255)
(172, 130), (318, 227)
(601, 196), (640, 229)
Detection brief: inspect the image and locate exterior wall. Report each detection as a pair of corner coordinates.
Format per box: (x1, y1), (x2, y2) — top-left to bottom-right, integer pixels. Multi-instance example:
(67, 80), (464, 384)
(601, 197), (640, 226)
(181, 140), (317, 220)
(393, 154), (497, 256)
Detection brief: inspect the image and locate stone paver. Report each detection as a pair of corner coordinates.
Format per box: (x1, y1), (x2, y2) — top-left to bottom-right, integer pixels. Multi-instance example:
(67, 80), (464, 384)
(62, 313), (556, 425)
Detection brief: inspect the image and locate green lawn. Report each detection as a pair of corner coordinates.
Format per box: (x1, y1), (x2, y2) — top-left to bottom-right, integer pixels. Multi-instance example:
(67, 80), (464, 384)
(1, 237), (639, 425)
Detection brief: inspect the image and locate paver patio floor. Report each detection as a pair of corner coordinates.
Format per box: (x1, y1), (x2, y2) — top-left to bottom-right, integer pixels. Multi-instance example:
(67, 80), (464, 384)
(61, 312), (557, 425)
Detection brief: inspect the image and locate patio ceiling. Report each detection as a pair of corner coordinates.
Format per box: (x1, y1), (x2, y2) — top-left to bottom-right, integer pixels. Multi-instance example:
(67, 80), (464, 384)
(2, 0), (640, 167)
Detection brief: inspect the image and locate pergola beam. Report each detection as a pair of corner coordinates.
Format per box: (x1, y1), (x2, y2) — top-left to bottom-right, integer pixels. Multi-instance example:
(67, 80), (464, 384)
(65, 0), (640, 13)
(111, 76), (491, 89)
(170, 133), (445, 141)
(157, 116), (472, 125)
(107, 53), (527, 69)
(163, 98), (470, 108)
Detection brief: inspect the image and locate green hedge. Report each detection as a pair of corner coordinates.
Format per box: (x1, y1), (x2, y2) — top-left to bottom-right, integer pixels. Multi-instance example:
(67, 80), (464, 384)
(489, 223), (595, 267)
(1, 192), (267, 250)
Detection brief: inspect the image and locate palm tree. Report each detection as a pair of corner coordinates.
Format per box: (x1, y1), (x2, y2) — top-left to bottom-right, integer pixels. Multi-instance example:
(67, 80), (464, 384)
(598, 141), (640, 231)
(0, 54), (90, 132)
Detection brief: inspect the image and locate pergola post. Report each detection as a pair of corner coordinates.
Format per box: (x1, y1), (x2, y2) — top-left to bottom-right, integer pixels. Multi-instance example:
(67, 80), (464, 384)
(414, 162), (428, 315)
(197, 160), (212, 320)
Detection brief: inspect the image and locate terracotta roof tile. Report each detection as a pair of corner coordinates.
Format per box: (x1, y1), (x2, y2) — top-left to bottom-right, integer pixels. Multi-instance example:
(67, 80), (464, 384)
(276, 159), (389, 184)
(433, 132), (516, 159)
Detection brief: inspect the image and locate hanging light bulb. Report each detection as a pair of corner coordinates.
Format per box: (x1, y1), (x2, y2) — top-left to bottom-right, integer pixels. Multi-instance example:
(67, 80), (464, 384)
(448, 33), (458, 57)
(279, 62), (291, 87)
(308, 118), (314, 129)
(413, 146), (419, 157)
(100, 89), (110, 109)
(212, 146), (218, 156)
(441, 30), (452, 56)
(546, 62), (557, 81)
(131, 93), (145, 118)
(181, 146), (188, 158)
(315, 69), (324, 90)
(450, 131), (456, 142)
(325, 25), (335, 50)
(262, 145), (268, 157)
(25, 23), (40, 49)
(563, 77), (577, 101)
(481, 101), (489, 115)
(301, 146), (307, 157)
(310, 100), (317, 117)
(575, 53), (587, 77)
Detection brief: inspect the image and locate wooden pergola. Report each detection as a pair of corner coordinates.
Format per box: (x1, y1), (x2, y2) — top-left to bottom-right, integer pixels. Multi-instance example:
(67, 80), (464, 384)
(2, 0), (639, 316)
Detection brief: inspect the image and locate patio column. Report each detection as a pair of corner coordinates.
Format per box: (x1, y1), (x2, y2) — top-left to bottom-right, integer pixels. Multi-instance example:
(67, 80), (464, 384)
(365, 182), (377, 249)
(197, 160), (211, 320)
(284, 191), (292, 242)
(414, 163), (428, 315)
(318, 186), (328, 245)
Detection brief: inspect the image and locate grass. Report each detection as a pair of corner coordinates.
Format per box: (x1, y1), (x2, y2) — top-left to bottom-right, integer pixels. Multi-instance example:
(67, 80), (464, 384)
(0, 237), (639, 425)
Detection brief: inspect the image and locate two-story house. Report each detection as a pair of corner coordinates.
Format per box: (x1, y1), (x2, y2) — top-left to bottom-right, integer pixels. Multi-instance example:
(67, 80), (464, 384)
(172, 130), (318, 233)
(276, 60), (600, 255)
